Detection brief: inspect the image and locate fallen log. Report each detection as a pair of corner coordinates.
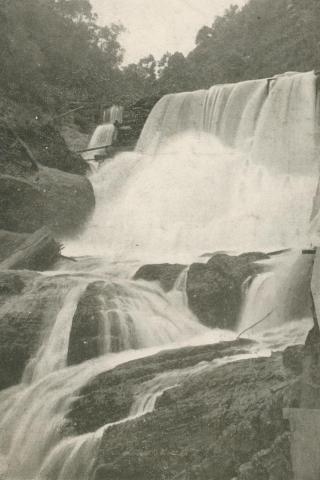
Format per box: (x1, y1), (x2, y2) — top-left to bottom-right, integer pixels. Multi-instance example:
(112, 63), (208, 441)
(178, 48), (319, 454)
(0, 227), (61, 271)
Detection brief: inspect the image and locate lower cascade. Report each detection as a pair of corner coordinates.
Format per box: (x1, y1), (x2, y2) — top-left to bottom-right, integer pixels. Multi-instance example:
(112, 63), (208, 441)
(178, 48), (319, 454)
(0, 71), (319, 479)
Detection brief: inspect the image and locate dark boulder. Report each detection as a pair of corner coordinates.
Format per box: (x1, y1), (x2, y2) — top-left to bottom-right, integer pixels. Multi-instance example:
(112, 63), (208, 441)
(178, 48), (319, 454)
(67, 282), (104, 367)
(0, 166), (95, 235)
(63, 345), (297, 480)
(0, 270), (41, 390)
(186, 252), (269, 330)
(133, 263), (185, 291)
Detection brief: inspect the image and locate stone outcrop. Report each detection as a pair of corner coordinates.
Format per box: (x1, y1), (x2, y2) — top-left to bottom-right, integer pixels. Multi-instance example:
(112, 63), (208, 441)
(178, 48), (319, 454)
(68, 281), (136, 367)
(0, 117), (94, 235)
(0, 227), (61, 271)
(0, 270), (40, 390)
(0, 166), (95, 235)
(67, 282), (104, 367)
(133, 253), (269, 330)
(63, 341), (299, 480)
(187, 252), (269, 330)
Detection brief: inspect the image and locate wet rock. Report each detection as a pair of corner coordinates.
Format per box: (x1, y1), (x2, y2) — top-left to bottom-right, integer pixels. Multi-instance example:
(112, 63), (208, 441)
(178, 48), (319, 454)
(187, 252), (269, 330)
(67, 282), (104, 367)
(65, 347), (298, 480)
(133, 263), (186, 291)
(0, 270), (41, 390)
(64, 338), (257, 436)
(237, 433), (292, 480)
(0, 166), (95, 235)
(68, 281), (137, 367)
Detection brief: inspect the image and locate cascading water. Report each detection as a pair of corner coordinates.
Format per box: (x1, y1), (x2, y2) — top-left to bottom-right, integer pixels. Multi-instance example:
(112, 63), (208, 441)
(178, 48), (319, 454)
(66, 71), (319, 262)
(82, 124), (115, 161)
(1, 71), (319, 479)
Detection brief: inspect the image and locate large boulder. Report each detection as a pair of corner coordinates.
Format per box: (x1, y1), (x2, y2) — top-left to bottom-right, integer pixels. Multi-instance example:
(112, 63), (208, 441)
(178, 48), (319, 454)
(0, 165), (95, 235)
(68, 281), (138, 367)
(133, 263), (185, 291)
(133, 253), (269, 330)
(186, 252), (269, 330)
(0, 118), (88, 176)
(67, 282), (104, 367)
(62, 343), (297, 480)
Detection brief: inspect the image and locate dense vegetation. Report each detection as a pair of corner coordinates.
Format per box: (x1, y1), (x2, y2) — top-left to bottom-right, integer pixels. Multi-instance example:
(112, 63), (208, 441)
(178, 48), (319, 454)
(1, 0), (320, 118)
(154, 0), (320, 94)
(0, 0), (125, 112)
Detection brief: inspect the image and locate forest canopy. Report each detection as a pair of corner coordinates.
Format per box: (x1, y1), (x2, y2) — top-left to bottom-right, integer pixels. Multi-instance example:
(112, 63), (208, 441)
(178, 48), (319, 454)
(1, 0), (320, 113)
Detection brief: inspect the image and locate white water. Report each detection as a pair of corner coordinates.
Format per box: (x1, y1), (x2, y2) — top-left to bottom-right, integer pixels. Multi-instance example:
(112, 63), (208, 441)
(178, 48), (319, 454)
(238, 251), (314, 336)
(1, 71), (319, 479)
(82, 124), (115, 160)
(67, 71), (319, 262)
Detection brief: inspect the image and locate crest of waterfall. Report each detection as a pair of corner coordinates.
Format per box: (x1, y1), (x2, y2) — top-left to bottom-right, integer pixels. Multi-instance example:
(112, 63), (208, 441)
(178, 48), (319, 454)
(67, 71), (319, 262)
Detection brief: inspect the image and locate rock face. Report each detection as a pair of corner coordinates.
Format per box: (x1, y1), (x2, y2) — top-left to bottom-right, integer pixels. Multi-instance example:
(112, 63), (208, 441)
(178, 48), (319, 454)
(23, 122), (89, 175)
(68, 281), (137, 367)
(0, 227), (61, 271)
(0, 166), (95, 235)
(0, 119), (88, 177)
(67, 282), (104, 367)
(63, 341), (298, 480)
(0, 270), (40, 390)
(133, 253), (269, 330)
(0, 118), (94, 235)
(133, 263), (185, 291)
(186, 253), (269, 330)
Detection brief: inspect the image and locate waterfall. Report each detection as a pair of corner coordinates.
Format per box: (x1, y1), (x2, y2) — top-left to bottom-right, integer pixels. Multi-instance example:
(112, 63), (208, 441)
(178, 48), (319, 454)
(0, 268), (212, 480)
(82, 124), (115, 160)
(67, 71), (319, 262)
(36, 357), (211, 480)
(1, 71), (319, 480)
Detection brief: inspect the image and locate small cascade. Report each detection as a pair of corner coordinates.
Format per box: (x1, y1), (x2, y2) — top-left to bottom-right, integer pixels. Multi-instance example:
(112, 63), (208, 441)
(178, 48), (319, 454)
(167, 267), (189, 309)
(37, 360), (211, 480)
(1, 70), (320, 480)
(24, 283), (87, 384)
(238, 252), (314, 339)
(82, 124), (115, 161)
(95, 279), (206, 354)
(0, 268), (209, 480)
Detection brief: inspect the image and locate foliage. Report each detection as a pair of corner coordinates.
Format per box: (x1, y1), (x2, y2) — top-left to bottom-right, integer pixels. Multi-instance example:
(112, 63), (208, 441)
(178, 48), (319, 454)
(155, 0), (320, 92)
(1, 0), (320, 116)
(0, 0), (124, 111)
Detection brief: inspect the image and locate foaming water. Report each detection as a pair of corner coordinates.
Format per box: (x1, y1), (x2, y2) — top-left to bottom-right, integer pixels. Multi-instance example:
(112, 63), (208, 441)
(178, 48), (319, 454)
(238, 251), (314, 338)
(1, 71), (318, 479)
(66, 72), (319, 262)
(66, 132), (317, 262)
(82, 124), (115, 160)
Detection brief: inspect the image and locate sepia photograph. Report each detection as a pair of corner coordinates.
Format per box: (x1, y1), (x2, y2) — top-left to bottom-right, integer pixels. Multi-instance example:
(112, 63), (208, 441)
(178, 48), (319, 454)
(0, 0), (319, 479)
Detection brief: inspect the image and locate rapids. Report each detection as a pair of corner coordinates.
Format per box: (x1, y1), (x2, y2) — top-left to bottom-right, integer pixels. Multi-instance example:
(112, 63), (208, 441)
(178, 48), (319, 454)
(0, 71), (318, 479)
